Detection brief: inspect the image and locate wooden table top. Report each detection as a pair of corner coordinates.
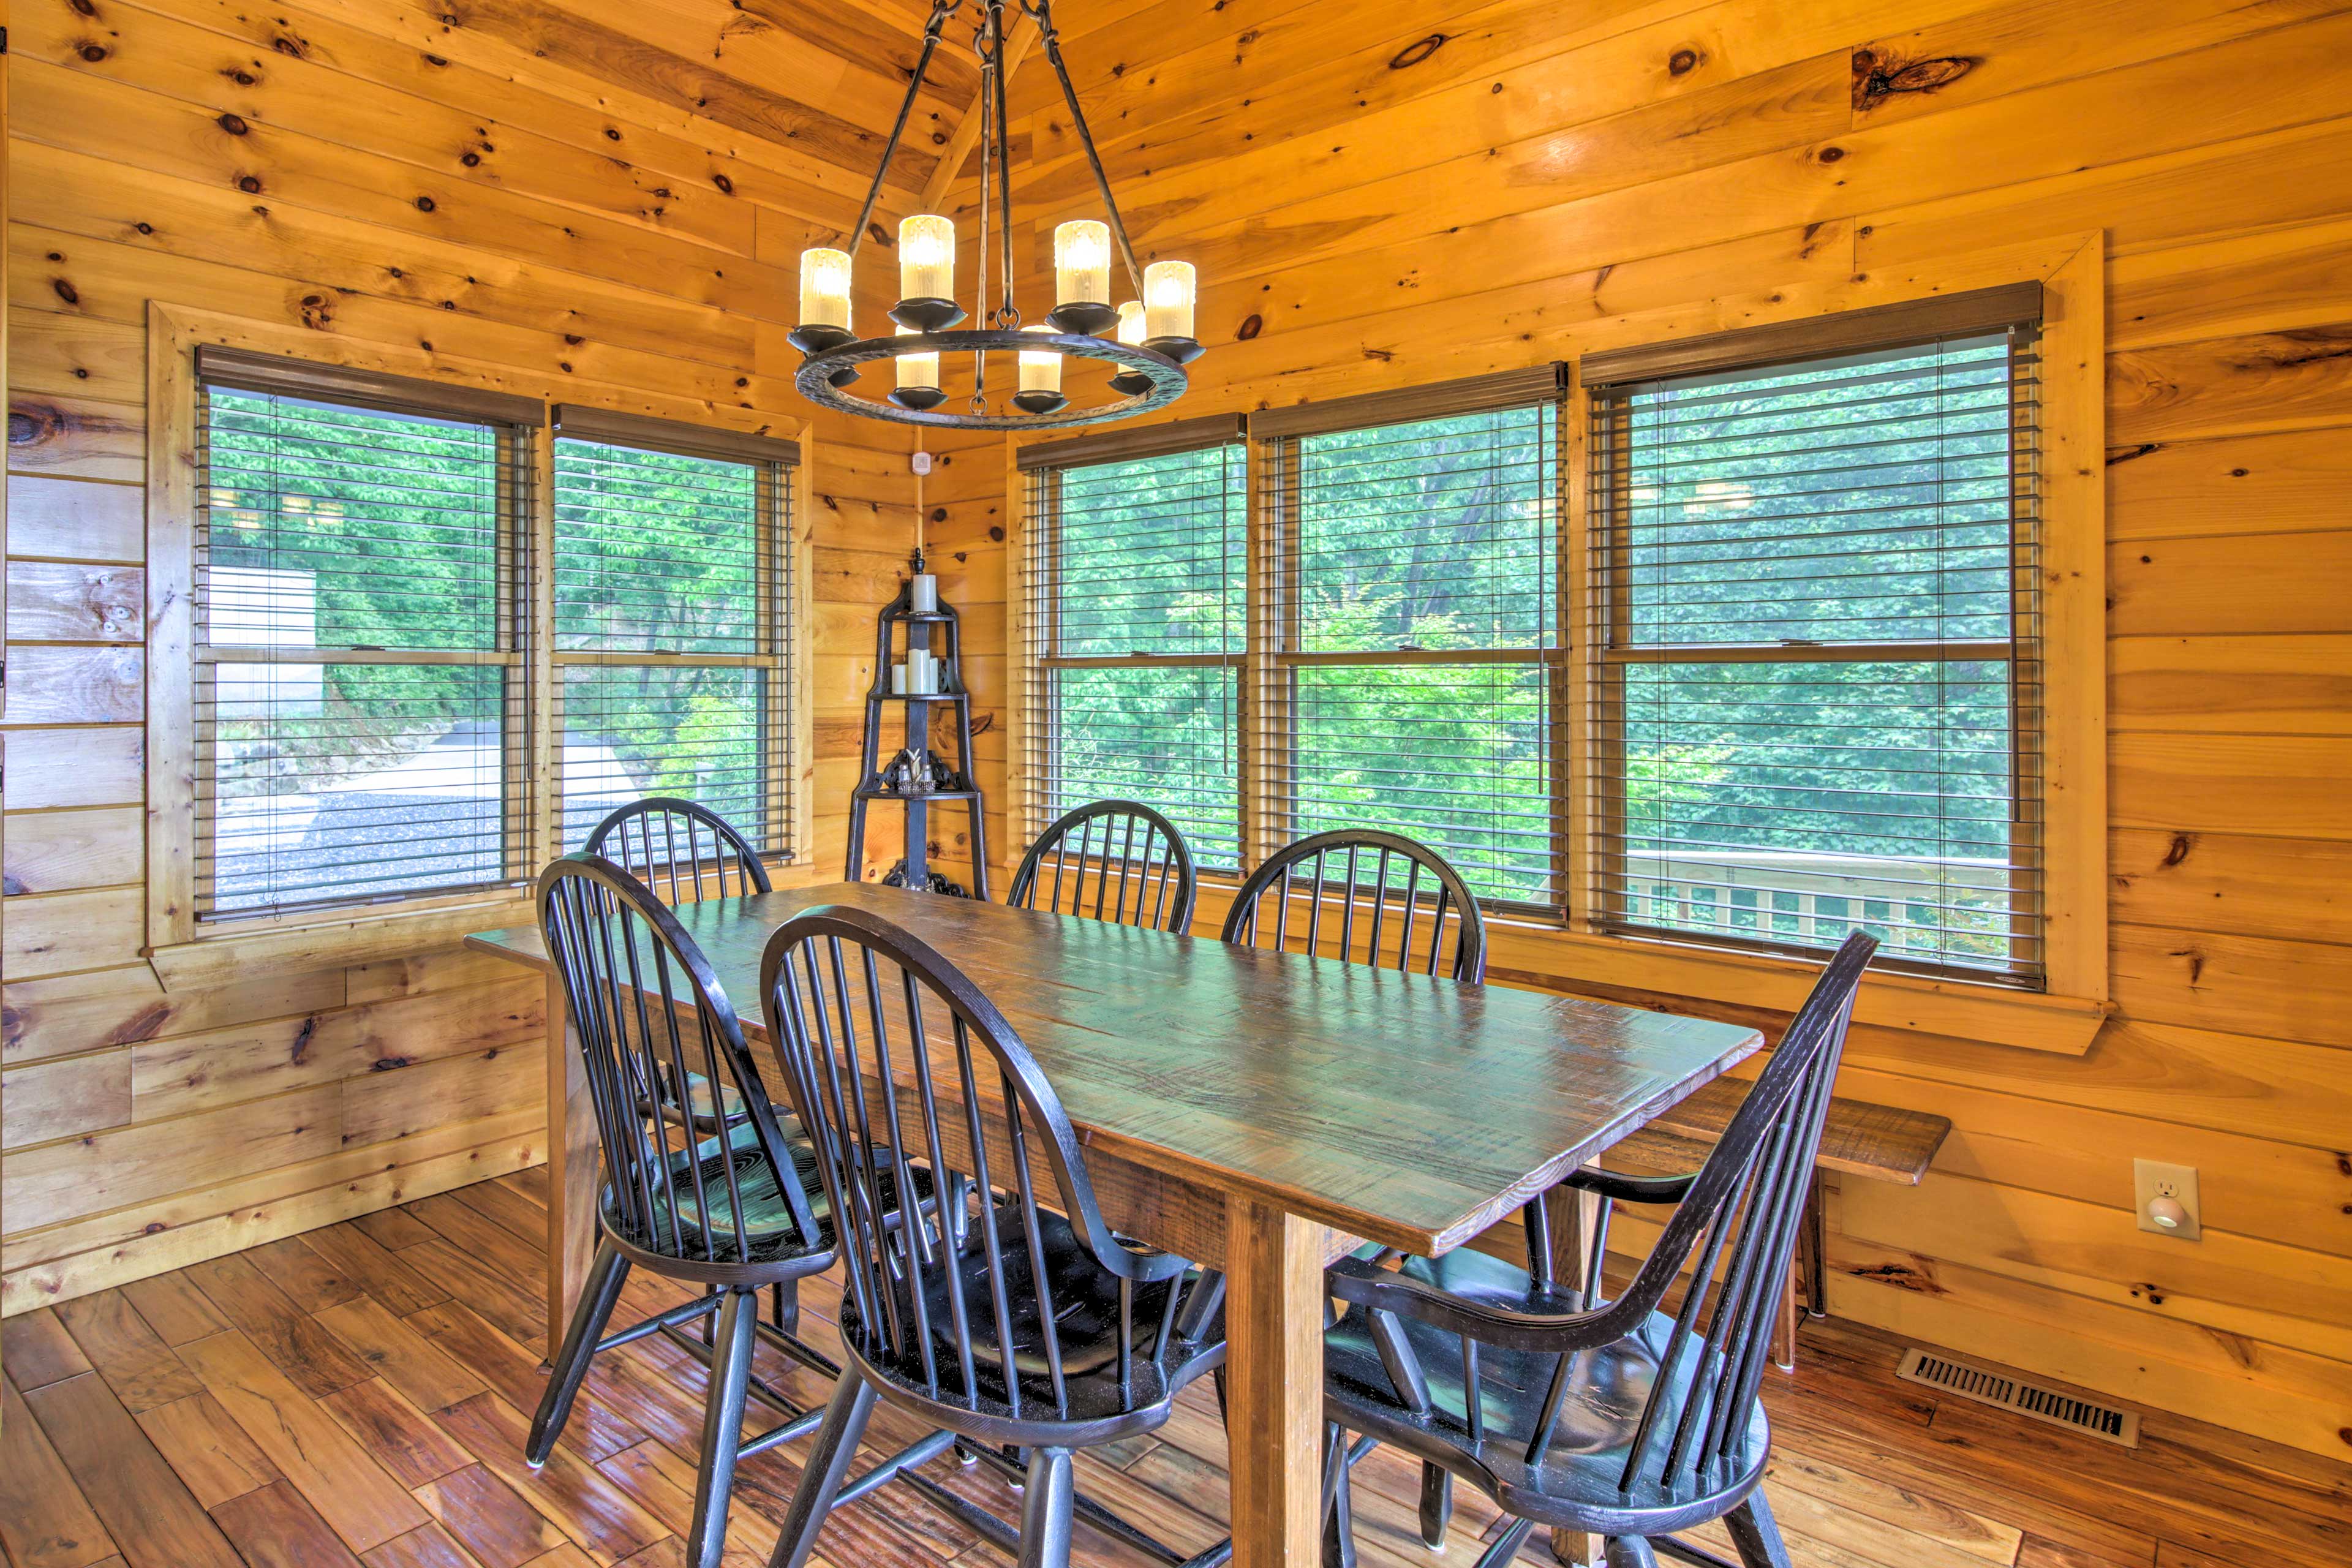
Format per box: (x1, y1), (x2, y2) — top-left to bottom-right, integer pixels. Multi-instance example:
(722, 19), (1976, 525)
(467, 881), (1764, 1256)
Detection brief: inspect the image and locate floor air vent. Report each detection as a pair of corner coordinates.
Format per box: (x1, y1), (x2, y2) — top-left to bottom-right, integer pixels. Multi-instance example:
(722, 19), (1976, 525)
(1896, 1348), (2141, 1448)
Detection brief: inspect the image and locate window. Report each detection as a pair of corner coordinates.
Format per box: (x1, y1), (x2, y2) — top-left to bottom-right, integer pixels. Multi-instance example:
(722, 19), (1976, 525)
(194, 352), (537, 918)
(1583, 285), (2044, 984)
(550, 407), (799, 858)
(183, 349), (803, 927)
(1253, 377), (1562, 910)
(1020, 417), (1246, 868)
(1015, 285), (2064, 1001)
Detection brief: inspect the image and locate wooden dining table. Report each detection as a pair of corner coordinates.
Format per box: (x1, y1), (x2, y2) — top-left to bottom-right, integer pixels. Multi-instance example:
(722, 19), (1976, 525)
(466, 881), (1764, 1568)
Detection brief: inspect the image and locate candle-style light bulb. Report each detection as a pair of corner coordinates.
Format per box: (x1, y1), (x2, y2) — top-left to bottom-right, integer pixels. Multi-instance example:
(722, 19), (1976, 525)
(889, 325), (945, 412)
(1115, 301), (1146, 345)
(798, 247), (851, 329)
(1144, 260), (1196, 341)
(895, 325), (939, 392)
(899, 214), (956, 303)
(1019, 323), (1062, 394)
(1054, 221), (1111, 306)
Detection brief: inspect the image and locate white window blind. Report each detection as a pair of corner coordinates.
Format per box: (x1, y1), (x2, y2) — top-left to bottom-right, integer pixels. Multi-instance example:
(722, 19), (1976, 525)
(1022, 423), (1245, 868)
(551, 427), (796, 858)
(1586, 309), (2044, 982)
(195, 375), (533, 918)
(1256, 396), (1562, 910)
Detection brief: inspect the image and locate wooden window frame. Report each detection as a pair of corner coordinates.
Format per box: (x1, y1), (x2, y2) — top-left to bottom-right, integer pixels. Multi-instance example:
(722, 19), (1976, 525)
(1245, 371), (1570, 904)
(144, 308), (812, 987)
(1580, 285), (2047, 987)
(547, 407), (805, 870)
(1540, 243), (2109, 1052)
(1012, 415), (1250, 866)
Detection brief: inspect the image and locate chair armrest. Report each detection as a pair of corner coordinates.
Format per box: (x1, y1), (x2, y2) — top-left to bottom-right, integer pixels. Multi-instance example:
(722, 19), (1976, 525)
(1325, 1254), (1635, 1355)
(1562, 1166), (1695, 1205)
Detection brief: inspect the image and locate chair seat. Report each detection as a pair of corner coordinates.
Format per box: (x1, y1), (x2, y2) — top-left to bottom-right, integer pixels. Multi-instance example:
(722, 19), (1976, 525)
(604, 1122), (844, 1267)
(842, 1202), (1203, 1428)
(1324, 1248), (1770, 1531)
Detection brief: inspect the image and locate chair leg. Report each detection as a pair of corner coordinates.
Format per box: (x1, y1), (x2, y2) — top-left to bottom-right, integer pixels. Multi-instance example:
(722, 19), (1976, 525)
(1321, 1423), (1357, 1568)
(687, 1288), (759, 1568)
(1016, 1446), (1076, 1568)
(528, 1239), (629, 1466)
(767, 1370), (878, 1568)
(1724, 1493), (1792, 1568)
(1418, 1460), (1452, 1548)
(1604, 1538), (1657, 1568)
(769, 1278), (801, 1335)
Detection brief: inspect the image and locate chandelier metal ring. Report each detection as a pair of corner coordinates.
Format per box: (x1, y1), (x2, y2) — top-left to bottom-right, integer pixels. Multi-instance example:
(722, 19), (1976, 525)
(794, 330), (1188, 431)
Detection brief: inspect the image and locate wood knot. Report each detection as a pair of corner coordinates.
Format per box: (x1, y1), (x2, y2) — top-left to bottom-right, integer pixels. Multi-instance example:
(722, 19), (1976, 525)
(1389, 34), (1446, 70)
(1236, 312), (1263, 340)
(217, 112), (251, 135)
(1667, 47), (1700, 76)
(712, 172), (734, 195)
(2161, 833), (2193, 867)
(1817, 145), (1845, 164)
(238, 175), (264, 194)
(52, 278), (81, 306)
(80, 43), (109, 62)
(1851, 48), (1978, 112)
(987, 526), (1005, 542)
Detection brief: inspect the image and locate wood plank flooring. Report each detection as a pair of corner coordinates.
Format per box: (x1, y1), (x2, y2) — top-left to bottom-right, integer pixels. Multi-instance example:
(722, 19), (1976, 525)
(4, 1169), (2348, 1568)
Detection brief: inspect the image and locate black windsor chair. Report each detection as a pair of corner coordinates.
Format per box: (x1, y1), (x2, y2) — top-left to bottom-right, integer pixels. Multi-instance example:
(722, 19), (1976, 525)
(1319, 932), (1877, 1568)
(757, 904), (1232, 1568)
(529, 854), (845, 1568)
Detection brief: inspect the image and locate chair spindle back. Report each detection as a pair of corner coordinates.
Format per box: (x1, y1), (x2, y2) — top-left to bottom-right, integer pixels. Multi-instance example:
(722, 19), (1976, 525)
(1222, 830), (1487, 981)
(585, 796), (771, 905)
(1008, 800), (1197, 933)
(537, 856), (820, 1265)
(760, 905), (1194, 1422)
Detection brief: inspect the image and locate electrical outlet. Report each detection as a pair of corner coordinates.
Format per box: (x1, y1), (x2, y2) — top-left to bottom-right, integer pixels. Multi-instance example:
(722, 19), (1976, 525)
(2134, 1159), (2202, 1240)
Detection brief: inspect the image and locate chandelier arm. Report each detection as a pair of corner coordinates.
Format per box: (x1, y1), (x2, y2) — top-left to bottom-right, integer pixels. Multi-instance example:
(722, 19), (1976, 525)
(845, 0), (960, 260)
(1031, 0), (1147, 297)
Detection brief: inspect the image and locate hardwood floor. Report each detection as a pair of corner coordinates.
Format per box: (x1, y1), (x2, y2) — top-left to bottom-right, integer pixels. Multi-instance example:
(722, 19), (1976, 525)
(4, 1170), (2347, 1568)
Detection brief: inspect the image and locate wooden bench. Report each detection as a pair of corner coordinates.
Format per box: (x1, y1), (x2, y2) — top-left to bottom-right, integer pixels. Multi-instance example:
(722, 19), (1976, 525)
(1474, 1079), (1951, 1370)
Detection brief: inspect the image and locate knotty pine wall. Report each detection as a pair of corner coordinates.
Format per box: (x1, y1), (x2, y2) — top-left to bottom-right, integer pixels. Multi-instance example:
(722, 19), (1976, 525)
(923, 0), (2352, 1458)
(0, 0), (999, 1313)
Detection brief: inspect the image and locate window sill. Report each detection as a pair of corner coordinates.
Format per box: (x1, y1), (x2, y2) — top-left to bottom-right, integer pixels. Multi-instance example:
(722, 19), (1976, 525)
(1479, 918), (2108, 1057)
(149, 889), (535, 990)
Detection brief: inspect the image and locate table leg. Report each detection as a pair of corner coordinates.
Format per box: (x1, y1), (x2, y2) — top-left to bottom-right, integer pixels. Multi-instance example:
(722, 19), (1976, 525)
(544, 968), (597, 1365)
(1224, 1194), (1327, 1568)
(1545, 1180), (1604, 1568)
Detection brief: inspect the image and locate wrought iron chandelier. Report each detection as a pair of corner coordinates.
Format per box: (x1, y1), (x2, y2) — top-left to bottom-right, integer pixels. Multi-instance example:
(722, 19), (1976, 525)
(787, 0), (1202, 431)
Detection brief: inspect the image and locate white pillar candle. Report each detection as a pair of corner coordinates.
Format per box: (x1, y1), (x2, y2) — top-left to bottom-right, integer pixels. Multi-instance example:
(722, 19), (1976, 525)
(1144, 259), (1196, 340)
(891, 662), (908, 695)
(799, 247), (851, 328)
(906, 647), (937, 694)
(899, 214), (956, 300)
(910, 573), (938, 612)
(1019, 323), (1062, 394)
(1054, 220), (1111, 306)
